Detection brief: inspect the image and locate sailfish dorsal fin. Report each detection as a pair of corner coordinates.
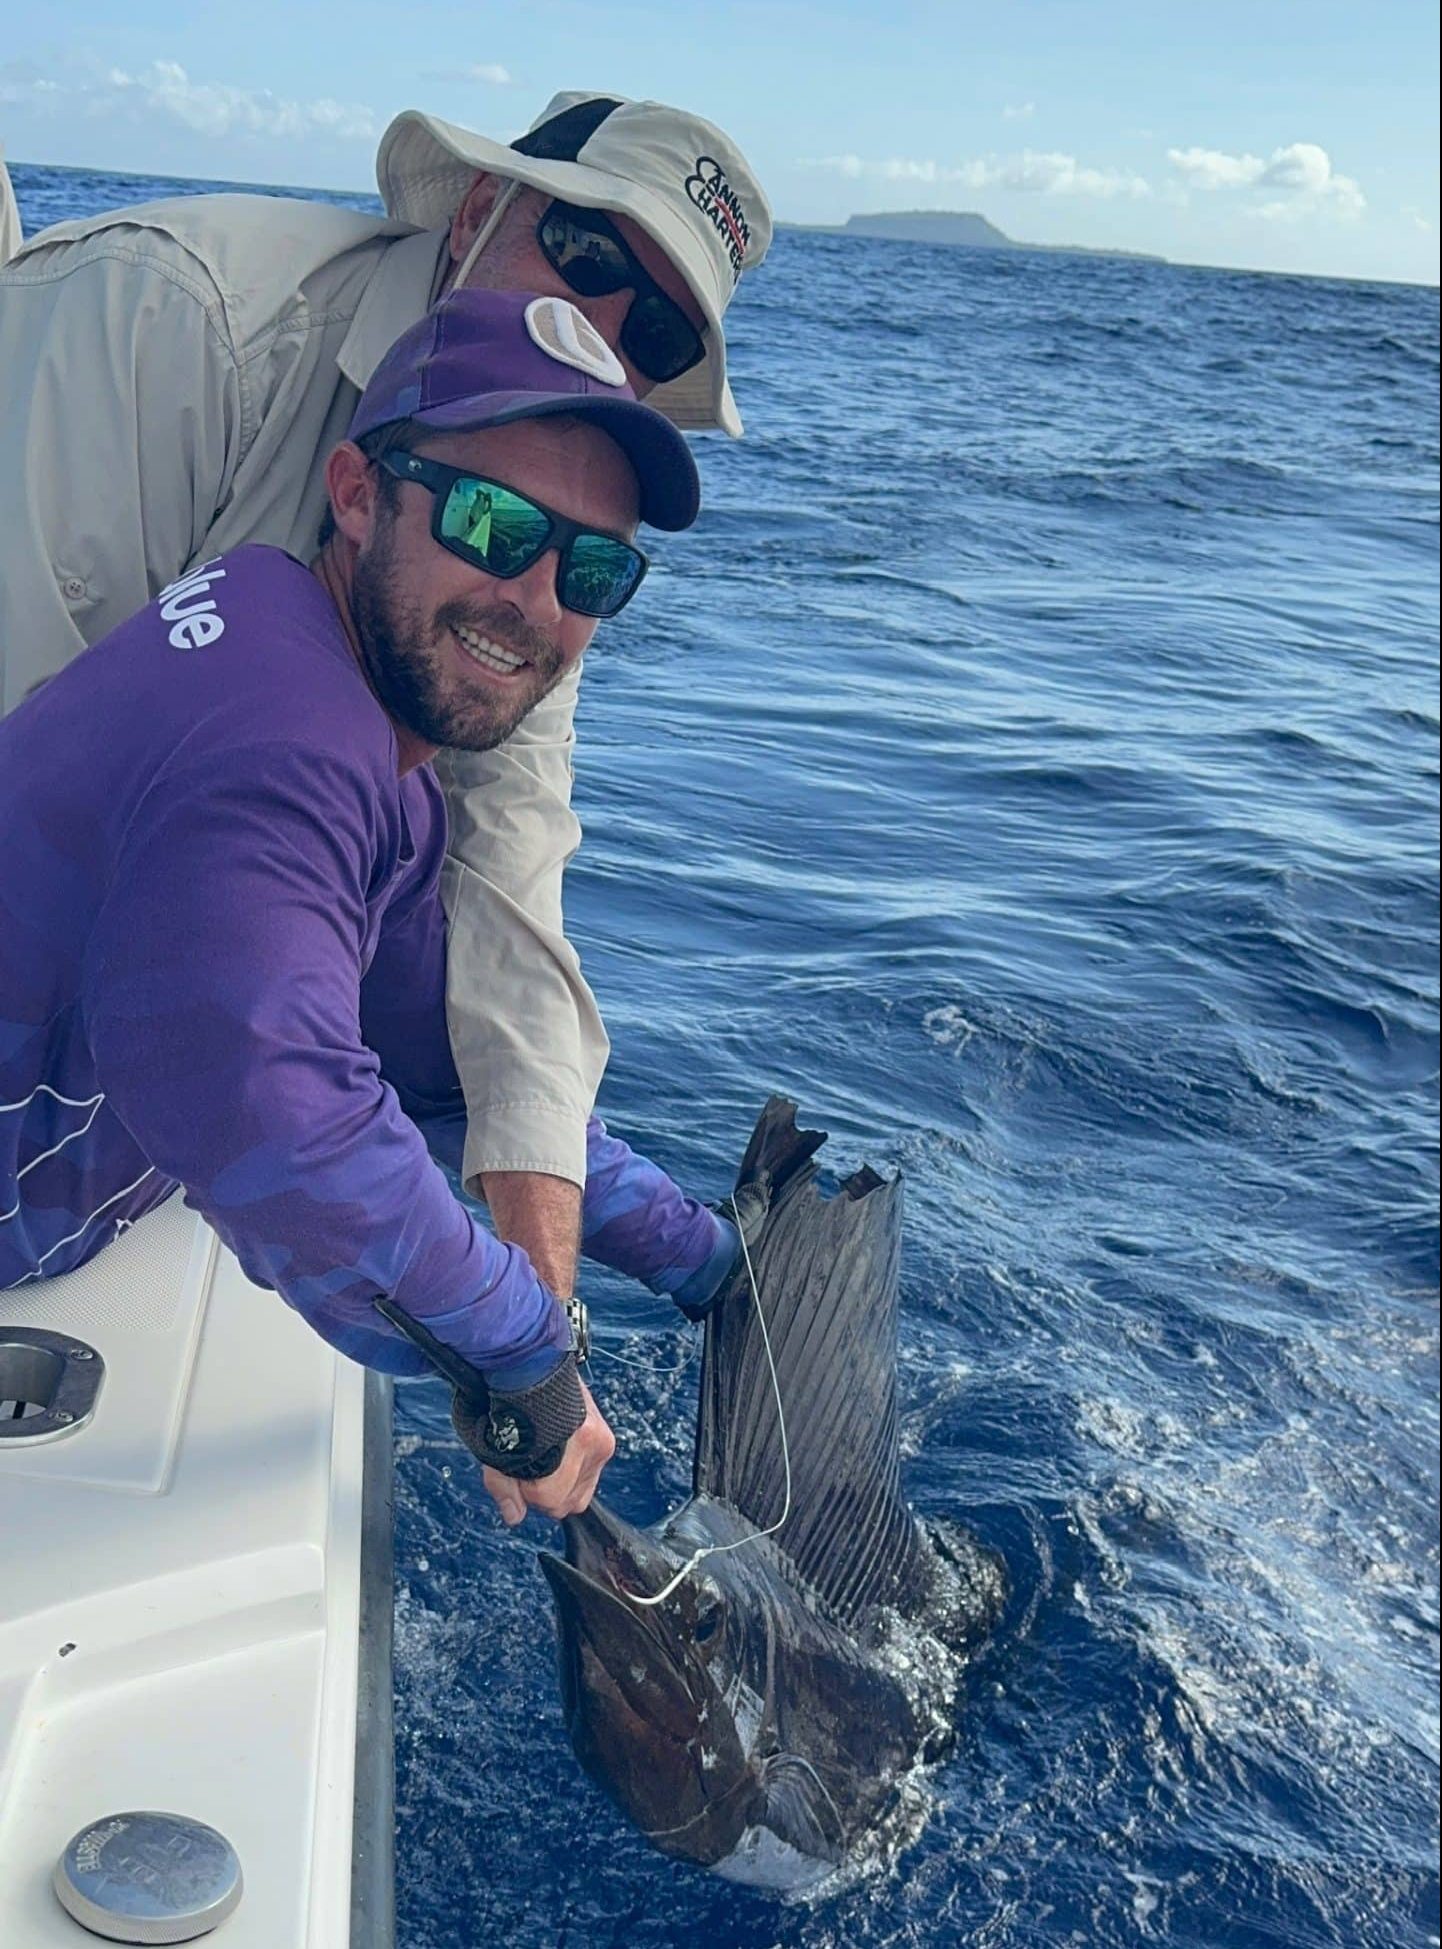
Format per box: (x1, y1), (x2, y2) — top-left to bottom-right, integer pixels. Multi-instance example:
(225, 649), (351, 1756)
(692, 1099), (932, 1626)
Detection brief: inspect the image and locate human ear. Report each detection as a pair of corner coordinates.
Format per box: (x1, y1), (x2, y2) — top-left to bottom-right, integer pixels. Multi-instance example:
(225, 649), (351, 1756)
(323, 441), (377, 548)
(449, 172), (500, 266)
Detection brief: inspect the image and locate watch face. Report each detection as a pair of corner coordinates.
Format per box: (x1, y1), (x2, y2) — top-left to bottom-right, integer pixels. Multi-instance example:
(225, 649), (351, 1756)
(564, 1296), (591, 1363)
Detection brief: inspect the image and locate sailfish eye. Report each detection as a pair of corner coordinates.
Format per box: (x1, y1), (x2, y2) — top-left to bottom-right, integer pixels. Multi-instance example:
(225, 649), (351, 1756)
(693, 1606), (722, 1645)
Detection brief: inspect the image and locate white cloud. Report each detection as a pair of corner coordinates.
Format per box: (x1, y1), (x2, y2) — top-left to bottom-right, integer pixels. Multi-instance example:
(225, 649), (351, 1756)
(1168, 141), (1365, 219)
(0, 76), (46, 107)
(424, 63), (515, 86)
(973, 150), (1150, 198)
(1168, 145), (1265, 191)
(803, 152), (865, 179)
(1002, 101), (1035, 121)
(876, 157), (956, 183)
(800, 148), (1150, 200)
(0, 55), (377, 143)
(1260, 143), (1334, 194)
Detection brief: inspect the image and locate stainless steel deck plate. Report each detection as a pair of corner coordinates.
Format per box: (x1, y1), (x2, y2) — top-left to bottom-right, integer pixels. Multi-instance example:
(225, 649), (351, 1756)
(53, 1810), (243, 1943)
(0, 1325), (104, 1445)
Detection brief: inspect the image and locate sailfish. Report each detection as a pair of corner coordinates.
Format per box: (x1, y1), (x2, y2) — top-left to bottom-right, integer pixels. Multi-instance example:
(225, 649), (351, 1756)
(539, 1098), (1006, 1892)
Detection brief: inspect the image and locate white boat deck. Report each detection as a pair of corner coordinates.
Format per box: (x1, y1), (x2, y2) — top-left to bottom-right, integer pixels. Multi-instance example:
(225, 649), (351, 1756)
(0, 1195), (389, 1946)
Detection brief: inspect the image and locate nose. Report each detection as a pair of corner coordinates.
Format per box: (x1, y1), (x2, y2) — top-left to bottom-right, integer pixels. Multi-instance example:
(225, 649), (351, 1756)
(568, 289), (653, 395)
(570, 286), (632, 342)
(501, 547), (565, 631)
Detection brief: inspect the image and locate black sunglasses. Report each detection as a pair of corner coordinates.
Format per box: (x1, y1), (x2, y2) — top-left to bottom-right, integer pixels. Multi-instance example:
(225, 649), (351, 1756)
(378, 449), (649, 619)
(537, 200), (707, 386)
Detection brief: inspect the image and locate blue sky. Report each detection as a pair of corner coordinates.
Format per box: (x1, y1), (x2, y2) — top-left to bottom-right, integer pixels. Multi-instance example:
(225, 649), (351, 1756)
(2, 1), (1437, 284)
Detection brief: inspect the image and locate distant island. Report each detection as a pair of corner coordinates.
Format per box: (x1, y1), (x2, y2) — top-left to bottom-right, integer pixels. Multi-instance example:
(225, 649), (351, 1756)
(781, 209), (1164, 263)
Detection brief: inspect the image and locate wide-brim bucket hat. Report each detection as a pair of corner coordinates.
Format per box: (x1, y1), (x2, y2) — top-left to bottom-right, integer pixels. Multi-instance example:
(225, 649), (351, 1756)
(375, 91), (773, 438)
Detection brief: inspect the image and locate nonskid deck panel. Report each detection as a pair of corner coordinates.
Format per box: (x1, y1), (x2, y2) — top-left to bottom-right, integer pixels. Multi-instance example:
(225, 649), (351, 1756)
(0, 1196), (390, 1946)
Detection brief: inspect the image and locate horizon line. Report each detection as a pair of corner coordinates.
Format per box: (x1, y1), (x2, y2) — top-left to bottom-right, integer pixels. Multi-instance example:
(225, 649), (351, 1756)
(7, 153), (1437, 294)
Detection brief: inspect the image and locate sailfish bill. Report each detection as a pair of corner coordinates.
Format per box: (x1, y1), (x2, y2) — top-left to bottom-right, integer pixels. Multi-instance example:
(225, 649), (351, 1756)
(539, 1097), (1006, 1892)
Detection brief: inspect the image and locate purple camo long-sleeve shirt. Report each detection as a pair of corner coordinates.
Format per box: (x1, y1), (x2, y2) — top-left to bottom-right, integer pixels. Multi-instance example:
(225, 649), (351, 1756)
(0, 545), (726, 1379)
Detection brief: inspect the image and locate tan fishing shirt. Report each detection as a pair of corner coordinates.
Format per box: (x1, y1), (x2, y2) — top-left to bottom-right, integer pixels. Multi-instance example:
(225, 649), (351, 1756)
(0, 192), (607, 1187)
(0, 154), (20, 267)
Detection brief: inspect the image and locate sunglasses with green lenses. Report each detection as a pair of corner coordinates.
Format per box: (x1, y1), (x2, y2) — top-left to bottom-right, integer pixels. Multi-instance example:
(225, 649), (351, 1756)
(378, 449), (649, 619)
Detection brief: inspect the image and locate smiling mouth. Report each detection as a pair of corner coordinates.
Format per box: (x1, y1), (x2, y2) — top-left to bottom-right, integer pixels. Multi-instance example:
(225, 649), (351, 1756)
(452, 621), (530, 678)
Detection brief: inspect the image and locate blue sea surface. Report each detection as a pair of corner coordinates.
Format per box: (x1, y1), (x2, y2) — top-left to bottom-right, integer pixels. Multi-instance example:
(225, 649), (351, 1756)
(10, 162), (1439, 1948)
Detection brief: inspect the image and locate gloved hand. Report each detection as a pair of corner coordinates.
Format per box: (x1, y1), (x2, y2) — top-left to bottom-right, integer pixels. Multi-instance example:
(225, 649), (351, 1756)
(672, 1181), (771, 1322)
(372, 1292), (595, 1495)
(451, 1352), (586, 1479)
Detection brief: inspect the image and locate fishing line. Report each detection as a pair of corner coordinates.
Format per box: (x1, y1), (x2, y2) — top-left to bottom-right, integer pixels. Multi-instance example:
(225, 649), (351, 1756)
(619, 1219), (793, 1609)
(584, 1338), (697, 1378)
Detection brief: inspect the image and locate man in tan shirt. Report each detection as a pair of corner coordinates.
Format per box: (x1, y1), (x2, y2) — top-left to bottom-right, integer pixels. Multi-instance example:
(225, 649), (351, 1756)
(0, 91), (771, 1318)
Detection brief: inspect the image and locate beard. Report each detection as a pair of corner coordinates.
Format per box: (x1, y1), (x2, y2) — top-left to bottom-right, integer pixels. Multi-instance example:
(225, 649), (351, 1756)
(350, 515), (567, 752)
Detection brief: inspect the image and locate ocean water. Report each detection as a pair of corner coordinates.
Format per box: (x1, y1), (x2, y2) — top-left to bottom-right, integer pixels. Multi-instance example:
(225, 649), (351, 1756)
(9, 163), (1438, 1949)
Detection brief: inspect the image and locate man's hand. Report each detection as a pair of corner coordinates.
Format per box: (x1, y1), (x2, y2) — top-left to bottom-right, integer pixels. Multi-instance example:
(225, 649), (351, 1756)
(483, 1381), (615, 1526)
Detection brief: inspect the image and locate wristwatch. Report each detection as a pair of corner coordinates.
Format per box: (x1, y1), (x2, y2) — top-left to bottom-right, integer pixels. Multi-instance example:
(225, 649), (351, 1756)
(563, 1293), (590, 1364)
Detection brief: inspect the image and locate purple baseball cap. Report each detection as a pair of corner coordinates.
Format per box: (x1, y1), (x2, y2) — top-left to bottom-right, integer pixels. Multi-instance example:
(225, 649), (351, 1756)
(348, 289), (700, 530)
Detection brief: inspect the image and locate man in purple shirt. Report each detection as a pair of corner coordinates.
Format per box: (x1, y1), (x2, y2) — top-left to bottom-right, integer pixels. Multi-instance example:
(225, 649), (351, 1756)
(0, 289), (741, 1526)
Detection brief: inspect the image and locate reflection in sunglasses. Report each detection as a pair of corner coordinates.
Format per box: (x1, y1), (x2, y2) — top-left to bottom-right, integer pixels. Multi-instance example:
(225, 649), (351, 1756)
(456, 489), (493, 552)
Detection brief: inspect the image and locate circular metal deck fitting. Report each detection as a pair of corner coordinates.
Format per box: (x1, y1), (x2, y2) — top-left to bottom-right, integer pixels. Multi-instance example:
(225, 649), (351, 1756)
(0, 1326), (104, 1445)
(53, 1812), (243, 1943)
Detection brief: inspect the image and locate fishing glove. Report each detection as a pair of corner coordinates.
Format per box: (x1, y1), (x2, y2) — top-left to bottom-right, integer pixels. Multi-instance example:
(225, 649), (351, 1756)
(672, 1183), (770, 1322)
(451, 1352), (586, 1480)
